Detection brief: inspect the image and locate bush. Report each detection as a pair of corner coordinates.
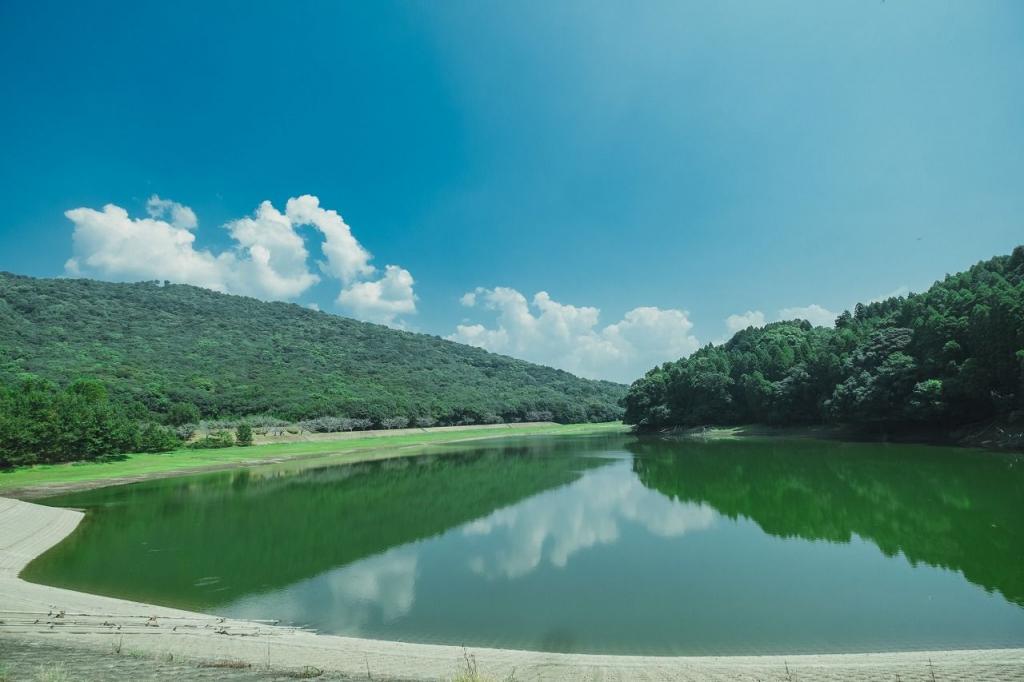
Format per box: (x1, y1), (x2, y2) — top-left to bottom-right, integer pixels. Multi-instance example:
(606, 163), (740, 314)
(167, 402), (200, 426)
(0, 376), (140, 467)
(235, 423), (253, 447)
(136, 423), (183, 453)
(175, 423), (197, 440)
(187, 430), (235, 449)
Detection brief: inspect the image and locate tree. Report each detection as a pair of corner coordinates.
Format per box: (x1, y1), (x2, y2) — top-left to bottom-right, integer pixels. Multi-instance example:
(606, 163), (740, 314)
(235, 423), (253, 447)
(167, 402), (200, 426)
(623, 246), (1024, 432)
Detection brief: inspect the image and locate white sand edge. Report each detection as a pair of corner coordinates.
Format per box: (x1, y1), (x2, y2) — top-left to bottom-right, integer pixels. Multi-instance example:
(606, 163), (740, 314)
(1, 496), (1022, 681)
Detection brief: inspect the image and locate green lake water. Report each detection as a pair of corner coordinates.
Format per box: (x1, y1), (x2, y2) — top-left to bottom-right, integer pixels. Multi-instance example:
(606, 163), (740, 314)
(23, 434), (1024, 655)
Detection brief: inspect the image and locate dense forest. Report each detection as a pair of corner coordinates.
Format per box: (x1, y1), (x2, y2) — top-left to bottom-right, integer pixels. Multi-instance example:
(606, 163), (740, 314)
(0, 273), (625, 465)
(624, 247), (1024, 433)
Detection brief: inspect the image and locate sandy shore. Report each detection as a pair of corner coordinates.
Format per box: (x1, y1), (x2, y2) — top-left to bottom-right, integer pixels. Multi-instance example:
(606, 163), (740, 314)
(2, 497), (1022, 681)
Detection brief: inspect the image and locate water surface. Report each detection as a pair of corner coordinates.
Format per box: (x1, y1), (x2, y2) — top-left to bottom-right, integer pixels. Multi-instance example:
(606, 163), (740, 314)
(25, 434), (1024, 655)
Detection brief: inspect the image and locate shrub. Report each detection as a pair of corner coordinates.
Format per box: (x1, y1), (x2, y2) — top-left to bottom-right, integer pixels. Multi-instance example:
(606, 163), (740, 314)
(187, 430), (235, 449)
(136, 423), (183, 452)
(174, 423), (197, 440)
(167, 402), (200, 426)
(235, 423), (253, 447)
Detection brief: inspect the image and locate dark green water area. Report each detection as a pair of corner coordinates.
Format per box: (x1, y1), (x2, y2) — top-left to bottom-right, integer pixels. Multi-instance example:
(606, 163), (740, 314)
(24, 434), (1024, 655)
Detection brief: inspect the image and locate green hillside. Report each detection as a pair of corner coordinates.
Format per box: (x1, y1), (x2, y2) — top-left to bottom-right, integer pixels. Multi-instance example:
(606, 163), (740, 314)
(624, 246), (1024, 432)
(0, 274), (625, 425)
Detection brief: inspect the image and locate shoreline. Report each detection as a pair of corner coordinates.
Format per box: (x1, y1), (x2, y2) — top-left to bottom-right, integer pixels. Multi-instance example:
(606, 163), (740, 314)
(639, 420), (1024, 452)
(2, 497), (1022, 680)
(0, 421), (624, 500)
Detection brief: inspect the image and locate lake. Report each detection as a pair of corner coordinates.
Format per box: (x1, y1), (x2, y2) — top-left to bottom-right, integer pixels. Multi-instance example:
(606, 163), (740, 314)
(23, 433), (1024, 655)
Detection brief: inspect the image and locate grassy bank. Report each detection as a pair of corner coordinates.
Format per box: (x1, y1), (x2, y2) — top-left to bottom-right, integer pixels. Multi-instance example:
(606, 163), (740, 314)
(0, 422), (626, 497)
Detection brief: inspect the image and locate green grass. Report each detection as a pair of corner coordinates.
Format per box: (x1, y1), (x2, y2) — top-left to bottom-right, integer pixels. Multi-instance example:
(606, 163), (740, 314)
(0, 422), (625, 494)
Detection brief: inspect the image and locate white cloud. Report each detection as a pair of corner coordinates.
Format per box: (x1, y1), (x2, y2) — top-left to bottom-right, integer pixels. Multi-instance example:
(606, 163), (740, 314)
(65, 203), (237, 292)
(723, 286), (909, 340)
(448, 287), (699, 382)
(777, 303), (837, 327)
(284, 195), (374, 283)
(224, 200), (320, 299)
(337, 265), (417, 326)
(64, 194), (417, 326)
(725, 310), (766, 335)
(721, 303), (838, 343)
(146, 194), (197, 229)
(868, 285), (910, 303)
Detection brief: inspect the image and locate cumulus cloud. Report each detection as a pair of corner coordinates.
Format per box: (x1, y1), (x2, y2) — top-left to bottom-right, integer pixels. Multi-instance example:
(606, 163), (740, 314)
(223, 200), (321, 299)
(64, 194), (417, 326)
(146, 194), (197, 229)
(337, 265), (417, 326)
(64, 203), (237, 292)
(722, 303), (838, 342)
(725, 310), (766, 335)
(449, 287), (699, 383)
(284, 195), (374, 283)
(868, 285), (910, 303)
(777, 303), (838, 327)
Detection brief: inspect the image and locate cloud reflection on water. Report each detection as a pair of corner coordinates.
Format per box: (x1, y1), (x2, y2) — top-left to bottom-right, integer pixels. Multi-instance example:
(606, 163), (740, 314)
(463, 460), (716, 578)
(220, 458), (716, 633)
(221, 546), (419, 633)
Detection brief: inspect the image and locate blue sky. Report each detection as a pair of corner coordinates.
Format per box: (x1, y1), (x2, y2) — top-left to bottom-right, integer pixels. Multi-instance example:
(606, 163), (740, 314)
(1, 1), (1022, 382)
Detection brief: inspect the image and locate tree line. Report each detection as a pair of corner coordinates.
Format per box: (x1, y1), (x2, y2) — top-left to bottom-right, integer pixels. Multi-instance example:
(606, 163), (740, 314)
(0, 377), (180, 467)
(0, 376), (267, 467)
(624, 246), (1024, 432)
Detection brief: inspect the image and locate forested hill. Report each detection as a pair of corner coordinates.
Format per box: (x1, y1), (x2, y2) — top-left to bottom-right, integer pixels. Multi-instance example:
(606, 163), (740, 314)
(624, 246), (1024, 432)
(0, 274), (625, 424)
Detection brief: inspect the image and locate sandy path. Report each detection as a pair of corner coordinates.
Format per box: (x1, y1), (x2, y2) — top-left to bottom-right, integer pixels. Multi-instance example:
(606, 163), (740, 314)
(1, 497), (1022, 681)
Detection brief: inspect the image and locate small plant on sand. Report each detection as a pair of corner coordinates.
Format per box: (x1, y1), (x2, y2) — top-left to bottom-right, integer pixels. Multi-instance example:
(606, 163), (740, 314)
(33, 663), (70, 682)
(450, 650), (516, 682)
(198, 659), (251, 669)
(280, 666), (324, 679)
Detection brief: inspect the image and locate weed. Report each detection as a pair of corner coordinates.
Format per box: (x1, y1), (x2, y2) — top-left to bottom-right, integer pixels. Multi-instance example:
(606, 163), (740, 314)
(33, 663), (70, 682)
(198, 659), (252, 669)
(450, 649), (517, 682)
(280, 666), (324, 679)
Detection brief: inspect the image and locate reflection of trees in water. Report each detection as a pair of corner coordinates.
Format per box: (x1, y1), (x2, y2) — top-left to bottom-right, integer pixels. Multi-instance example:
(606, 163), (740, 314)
(630, 437), (1024, 606)
(24, 436), (616, 609)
